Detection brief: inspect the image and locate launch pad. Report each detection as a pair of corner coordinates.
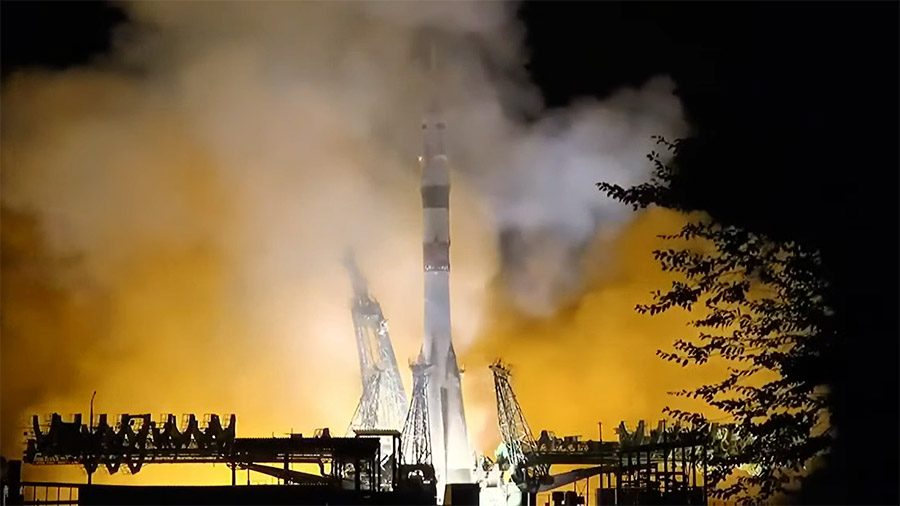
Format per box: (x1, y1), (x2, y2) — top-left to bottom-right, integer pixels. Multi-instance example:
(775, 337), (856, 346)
(7, 361), (744, 506)
(13, 414), (437, 505)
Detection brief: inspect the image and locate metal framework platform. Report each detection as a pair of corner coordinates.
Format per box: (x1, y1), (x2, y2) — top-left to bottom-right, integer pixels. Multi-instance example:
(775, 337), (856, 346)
(23, 413), (385, 491)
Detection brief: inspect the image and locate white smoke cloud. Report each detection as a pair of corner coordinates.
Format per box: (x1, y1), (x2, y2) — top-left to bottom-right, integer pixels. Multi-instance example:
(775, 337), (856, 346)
(464, 76), (686, 315)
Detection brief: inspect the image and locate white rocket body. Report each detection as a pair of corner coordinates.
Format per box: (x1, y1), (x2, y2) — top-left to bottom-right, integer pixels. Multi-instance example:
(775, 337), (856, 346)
(420, 101), (473, 496)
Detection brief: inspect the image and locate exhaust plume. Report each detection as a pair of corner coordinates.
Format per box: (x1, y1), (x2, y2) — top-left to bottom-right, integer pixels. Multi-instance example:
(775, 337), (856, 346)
(2, 1), (690, 482)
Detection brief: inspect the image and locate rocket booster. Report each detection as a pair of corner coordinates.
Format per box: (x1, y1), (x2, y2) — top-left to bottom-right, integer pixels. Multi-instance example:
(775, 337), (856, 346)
(420, 95), (472, 491)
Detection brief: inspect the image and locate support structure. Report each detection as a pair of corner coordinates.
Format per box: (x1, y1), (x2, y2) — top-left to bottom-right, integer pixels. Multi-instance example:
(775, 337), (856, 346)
(24, 413), (383, 492)
(484, 360), (770, 505)
(489, 361), (549, 491)
(344, 252), (408, 438)
(401, 358), (432, 467)
(25, 413), (237, 475)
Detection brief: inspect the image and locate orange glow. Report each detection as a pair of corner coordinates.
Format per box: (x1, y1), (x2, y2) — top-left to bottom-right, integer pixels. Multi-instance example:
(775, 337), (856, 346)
(462, 207), (728, 453)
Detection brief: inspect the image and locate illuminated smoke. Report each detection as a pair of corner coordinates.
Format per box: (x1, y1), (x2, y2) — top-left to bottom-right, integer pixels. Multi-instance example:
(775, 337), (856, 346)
(473, 77), (685, 316)
(1, 1), (693, 481)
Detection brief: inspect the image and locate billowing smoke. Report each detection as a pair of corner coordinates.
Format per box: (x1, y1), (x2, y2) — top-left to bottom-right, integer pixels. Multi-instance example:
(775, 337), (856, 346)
(476, 79), (685, 315)
(1, 1), (690, 481)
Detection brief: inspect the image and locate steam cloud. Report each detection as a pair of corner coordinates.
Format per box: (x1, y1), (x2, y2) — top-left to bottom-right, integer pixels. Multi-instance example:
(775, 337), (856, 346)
(1, 1), (688, 477)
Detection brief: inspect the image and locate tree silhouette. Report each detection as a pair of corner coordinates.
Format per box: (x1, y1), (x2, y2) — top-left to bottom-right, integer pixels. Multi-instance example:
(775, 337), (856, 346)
(599, 137), (832, 503)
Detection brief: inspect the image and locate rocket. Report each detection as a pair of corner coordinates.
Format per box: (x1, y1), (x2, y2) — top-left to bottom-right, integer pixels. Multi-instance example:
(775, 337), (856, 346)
(419, 48), (473, 494)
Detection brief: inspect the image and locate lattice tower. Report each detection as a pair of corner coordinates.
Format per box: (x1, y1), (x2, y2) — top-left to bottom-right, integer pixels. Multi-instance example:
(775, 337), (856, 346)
(401, 357), (432, 466)
(344, 252), (408, 437)
(489, 360), (549, 489)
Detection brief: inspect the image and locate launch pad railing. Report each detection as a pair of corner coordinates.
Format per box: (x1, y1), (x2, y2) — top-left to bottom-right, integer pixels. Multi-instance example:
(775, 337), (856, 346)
(15, 482), (80, 506)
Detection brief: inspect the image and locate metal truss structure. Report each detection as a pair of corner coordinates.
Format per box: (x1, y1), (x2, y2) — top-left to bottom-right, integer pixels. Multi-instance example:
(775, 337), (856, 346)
(25, 413), (236, 476)
(400, 358), (432, 467)
(489, 360), (550, 491)
(23, 413), (383, 491)
(343, 252), (408, 437)
(488, 359), (760, 504)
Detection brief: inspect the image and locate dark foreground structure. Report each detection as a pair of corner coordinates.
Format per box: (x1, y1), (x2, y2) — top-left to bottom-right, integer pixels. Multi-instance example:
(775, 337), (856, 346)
(8, 413), (439, 505)
(6, 482), (435, 506)
(5, 364), (731, 506)
(2, 460), (444, 506)
(2, 413), (717, 506)
(4, 458), (706, 506)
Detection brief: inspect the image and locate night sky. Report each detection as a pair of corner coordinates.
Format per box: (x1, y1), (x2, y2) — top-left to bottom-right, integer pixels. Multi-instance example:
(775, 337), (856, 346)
(3, 1), (898, 503)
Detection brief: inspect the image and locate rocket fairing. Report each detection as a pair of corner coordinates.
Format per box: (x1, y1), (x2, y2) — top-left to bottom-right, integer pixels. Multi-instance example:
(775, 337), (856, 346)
(420, 99), (473, 492)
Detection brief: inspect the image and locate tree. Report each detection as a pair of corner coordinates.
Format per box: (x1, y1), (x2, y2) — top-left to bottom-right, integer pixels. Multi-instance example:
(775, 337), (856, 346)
(598, 137), (833, 503)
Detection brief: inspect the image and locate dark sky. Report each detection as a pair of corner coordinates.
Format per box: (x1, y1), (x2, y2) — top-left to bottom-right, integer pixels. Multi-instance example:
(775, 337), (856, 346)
(2, 1), (898, 502)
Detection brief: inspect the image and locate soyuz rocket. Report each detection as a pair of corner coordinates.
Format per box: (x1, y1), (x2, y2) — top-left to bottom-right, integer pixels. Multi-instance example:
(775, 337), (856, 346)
(418, 47), (473, 492)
